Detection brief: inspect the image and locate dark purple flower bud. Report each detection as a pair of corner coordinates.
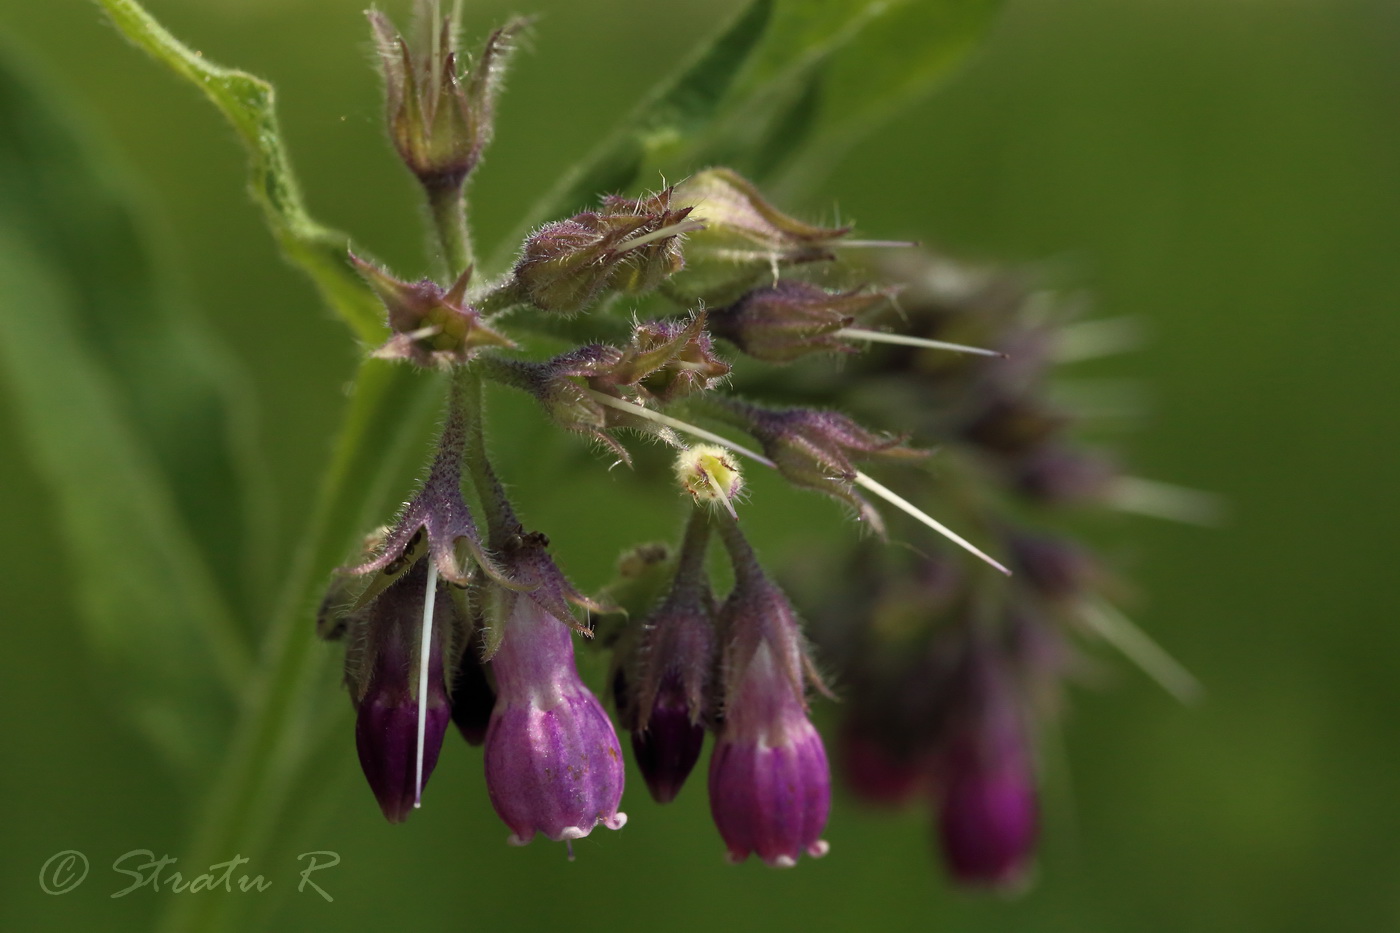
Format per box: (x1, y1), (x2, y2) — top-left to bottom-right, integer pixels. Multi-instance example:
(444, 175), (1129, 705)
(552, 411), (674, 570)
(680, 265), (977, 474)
(346, 558), (460, 823)
(669, 168), (850, 304)
(623, 509), (717, 803)
(451, 628), (496, 747)
(959, 394), (1068, 459)
(351, 253), (515, 368)
(1008, 532), (1099, 602)
(838, 721), (927, 808)
(632, 672), (708, 805)
(513, 187), (701, 314)
(368, 9), (526, 192)
(708, 518), (831, 866)
(1013, 445), (1118, 505)
(935, 650), (1038, 890)
(717, 399), (928, 534)
(483, 562), (626, 846)
(709, 281), (888, 364)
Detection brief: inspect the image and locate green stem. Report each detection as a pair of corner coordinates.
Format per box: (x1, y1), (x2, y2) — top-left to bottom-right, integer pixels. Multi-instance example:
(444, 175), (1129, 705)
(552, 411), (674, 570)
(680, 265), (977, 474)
(428, 183), (474, 278)
(157, 361), (434, 933)
(457, 366), (518, 542)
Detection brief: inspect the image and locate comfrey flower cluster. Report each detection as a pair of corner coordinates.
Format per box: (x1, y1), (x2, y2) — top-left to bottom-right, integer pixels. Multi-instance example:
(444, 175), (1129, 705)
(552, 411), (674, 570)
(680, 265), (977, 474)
(315, 2), (1197, 881)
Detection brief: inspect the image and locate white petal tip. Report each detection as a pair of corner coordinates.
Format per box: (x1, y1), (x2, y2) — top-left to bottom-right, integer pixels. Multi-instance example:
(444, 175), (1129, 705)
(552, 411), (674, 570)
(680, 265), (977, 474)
(807, 840), (830, 859)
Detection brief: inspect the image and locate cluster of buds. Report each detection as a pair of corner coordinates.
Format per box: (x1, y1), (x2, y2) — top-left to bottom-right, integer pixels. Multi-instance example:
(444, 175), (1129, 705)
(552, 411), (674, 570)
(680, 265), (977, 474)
(313, 3), (1188, 884)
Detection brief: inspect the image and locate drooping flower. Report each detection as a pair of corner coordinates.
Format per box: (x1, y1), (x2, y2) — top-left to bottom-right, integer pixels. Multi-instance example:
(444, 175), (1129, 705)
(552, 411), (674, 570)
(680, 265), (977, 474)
(707, 515), (831, 867)
(933, 643), (1039, 889)
(481, 531), (627, 847)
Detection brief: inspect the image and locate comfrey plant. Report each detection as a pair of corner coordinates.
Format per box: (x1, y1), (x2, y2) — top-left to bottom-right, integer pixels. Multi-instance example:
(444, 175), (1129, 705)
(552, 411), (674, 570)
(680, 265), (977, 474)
(35, 0), (1211, 927)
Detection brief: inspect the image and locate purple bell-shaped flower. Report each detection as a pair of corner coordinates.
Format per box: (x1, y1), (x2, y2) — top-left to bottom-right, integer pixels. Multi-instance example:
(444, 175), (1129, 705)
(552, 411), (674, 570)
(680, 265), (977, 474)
(707, 515), (830, 867)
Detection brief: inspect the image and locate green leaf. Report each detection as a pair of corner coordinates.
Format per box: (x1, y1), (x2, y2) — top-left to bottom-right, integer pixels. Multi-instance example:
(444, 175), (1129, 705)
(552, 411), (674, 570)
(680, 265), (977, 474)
(95, 0), (385, 345)
(0, 54), (272, 624)
(0, 47), (273, 767)
(495, 0), (1002, 266)
(0, 52), (259, 772)
(776, 0), (1006, 191)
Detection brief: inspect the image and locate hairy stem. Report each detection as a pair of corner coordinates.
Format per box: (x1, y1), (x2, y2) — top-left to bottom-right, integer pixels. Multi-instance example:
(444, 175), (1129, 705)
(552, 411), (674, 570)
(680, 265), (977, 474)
(428, 183), (474, 279)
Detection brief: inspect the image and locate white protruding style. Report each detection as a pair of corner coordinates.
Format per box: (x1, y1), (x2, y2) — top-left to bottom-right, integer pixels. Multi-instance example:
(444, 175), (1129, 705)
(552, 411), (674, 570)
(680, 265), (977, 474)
(836, 327), (1003, 358)
(415, 561), (439, 808)
(1080, 598), (1203, 704)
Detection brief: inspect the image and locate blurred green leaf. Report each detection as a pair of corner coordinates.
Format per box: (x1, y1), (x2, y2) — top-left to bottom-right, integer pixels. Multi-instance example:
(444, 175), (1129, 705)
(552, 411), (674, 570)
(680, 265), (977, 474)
(499, 0), (1002, 264)
(95, 0), (384, 345)
(775, 0), (1005, 192)
(0, 52), (255, 772)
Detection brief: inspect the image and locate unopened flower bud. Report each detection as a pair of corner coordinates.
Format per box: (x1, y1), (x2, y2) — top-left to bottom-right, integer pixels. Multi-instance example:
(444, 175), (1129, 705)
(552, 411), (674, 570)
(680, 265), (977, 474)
(668, 168), (849, 304)
(368, 9), (525, 192)
(351, 254), (515, 368)
(719, 400), (927, 532)
(451, 626), (496, 747)
(621, 509), (717, 803)
(838, 720), (928, 807)
(513, 188), (700, 314)
(709, 281), (888, 363)
(1008, 533), (1098, 602)
(935, 648), (1038, 889)
(1013, 446), (1118, 504)
(587, 312), (730, 404)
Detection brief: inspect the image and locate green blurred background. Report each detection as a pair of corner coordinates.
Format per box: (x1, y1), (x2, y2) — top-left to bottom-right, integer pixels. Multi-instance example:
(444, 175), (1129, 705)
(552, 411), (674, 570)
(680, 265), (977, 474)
(1, 0), (1397, 930)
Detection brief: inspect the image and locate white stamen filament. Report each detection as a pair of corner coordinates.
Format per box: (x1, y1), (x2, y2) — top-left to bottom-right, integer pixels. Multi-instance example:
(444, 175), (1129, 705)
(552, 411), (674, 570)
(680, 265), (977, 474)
(586, 390), (774, 466)
(849, 471), (1010, 575)
(1080, 599), (1202, 704)
(583, 390), (1008, 574)
(1053, 316), (1145, 363)
(1108, 476), (1224, 526)
(415, 561), (439, 808)
(615, 219), (707, 253)
(836, 328), (1003, 358)
(833, 238), (920, 249)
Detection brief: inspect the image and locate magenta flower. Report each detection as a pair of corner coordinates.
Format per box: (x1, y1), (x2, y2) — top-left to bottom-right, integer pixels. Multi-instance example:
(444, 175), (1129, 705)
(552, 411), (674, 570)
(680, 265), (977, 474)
(483, 544), (626, 847)
(708, 517), (830, 867)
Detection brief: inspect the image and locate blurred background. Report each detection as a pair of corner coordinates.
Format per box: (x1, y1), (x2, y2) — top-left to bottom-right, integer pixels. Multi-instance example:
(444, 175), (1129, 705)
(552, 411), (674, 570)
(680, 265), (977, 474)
(1, 0), (1397, 930)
